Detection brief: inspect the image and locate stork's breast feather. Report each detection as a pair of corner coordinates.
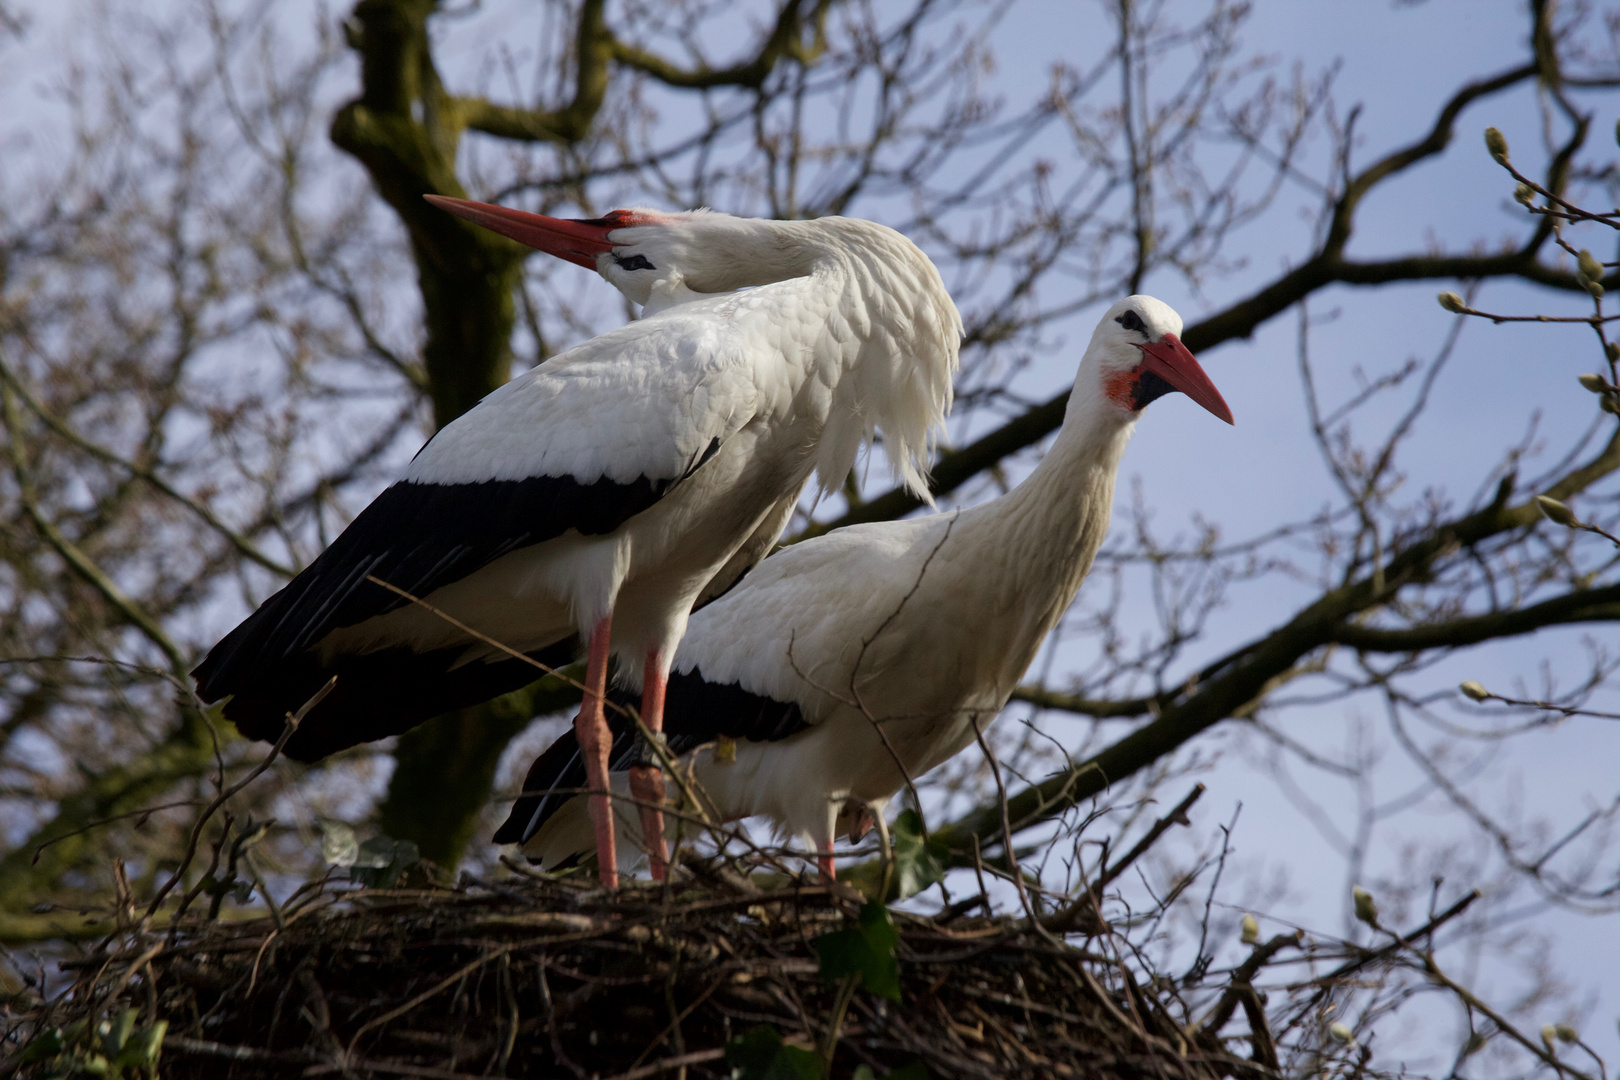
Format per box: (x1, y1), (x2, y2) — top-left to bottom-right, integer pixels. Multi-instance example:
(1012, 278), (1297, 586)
(671, 515), (950, 715)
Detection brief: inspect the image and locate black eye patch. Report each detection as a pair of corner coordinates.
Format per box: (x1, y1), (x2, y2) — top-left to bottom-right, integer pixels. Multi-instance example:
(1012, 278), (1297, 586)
(1115, 309), (1146, 334)
(615, 254), (655, 272)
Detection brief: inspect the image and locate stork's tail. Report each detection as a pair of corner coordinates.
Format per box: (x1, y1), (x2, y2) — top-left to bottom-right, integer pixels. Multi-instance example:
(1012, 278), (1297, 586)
(196, 638), (577, 762)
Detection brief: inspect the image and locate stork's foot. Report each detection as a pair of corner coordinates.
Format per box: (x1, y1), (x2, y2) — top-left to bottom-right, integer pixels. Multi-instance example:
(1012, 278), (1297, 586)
(818, 838), (837, 881)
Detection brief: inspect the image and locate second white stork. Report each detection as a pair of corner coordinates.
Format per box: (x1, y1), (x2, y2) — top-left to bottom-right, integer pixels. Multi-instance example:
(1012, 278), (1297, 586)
(193, 201), (961, 887)
(496, 295), (1232, 879)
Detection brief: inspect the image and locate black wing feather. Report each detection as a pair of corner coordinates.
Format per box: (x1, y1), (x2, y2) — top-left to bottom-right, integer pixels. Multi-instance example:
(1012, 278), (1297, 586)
(193, 446), (718, 760)
(228, 637), (580, 762)
(492, 669), (810, 845)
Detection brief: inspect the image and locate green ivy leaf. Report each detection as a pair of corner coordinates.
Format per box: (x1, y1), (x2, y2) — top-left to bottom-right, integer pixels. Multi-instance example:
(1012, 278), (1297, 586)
(18, 1026), (64, 1062)
(814, 901), (901, 1002)
(82, 1053), (113, 1075)
(723, 1025), (823, 1080)
(318, 819), (360, 867)
(116, 1020), (167, 1069)
(890, 811), (946, 901)
(349, 835), (420, 887)
(101, 1008), (136, 1057)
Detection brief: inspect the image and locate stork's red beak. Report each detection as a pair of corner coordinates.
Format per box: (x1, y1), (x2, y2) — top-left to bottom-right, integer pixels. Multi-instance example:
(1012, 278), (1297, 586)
(424, 195), (617, 269)
(1135, 333), (1234, 424)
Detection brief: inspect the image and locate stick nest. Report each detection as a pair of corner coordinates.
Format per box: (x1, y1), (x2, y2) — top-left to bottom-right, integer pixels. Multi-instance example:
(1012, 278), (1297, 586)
(6, 861), (1273, 1080)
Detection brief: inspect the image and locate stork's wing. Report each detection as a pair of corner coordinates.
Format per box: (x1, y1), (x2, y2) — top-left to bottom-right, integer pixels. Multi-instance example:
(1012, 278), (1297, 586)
(492, 671), (810, 845)
(193, 313), (759, 759)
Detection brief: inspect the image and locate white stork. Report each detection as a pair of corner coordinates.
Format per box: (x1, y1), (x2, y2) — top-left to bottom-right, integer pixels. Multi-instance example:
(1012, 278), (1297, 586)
(497, 295), (1232, 880)
(193, 200), (961, 887)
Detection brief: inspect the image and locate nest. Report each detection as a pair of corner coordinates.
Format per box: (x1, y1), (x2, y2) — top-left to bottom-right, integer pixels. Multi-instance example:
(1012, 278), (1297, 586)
(3, 850), (1285, 1080)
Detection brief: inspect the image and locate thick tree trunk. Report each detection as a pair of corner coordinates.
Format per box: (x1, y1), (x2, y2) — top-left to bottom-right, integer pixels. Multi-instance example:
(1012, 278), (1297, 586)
(377, 677), (584, 870)
(331, 0), (540, 872)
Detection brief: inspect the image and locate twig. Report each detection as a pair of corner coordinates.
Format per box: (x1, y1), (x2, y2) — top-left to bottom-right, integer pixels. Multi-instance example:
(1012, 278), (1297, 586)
(144, 676), (337, 927)
(970, 713), (1035, 923)
(365, 575), (594, 701)
(1033, 785), (1204, 937)
(1097, 784), (1204, 892)
(0, 355), (295, 577)
(1192, 932), (1302, 1038)
(3, 379), (190, 675)
(539, 962), (587, 1079)
(819, 972), (861, 1068)
(28, 799), (209, 862)
(1396, 937), (1592, 1080)
(599, 1048), (727, 1080)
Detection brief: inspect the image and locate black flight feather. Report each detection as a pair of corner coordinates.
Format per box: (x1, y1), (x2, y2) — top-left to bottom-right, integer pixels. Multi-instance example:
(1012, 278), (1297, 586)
(221, 637), (579, 763)
(195, 441), (720, 760)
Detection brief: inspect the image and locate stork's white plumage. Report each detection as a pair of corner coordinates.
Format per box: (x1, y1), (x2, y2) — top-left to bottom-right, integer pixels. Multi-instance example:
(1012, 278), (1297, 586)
(194, 200), (961, 886)
(498, 296), (1232, 879)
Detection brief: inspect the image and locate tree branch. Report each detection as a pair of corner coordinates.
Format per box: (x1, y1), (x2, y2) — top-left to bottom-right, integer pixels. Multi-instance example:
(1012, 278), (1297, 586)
(607, 0), (829, 89)
(2, 381), (190, 678)
(457, 0), (830, 143)
(1328, 588), (1620, 651)
(455, 0), (610, 144)
(0, 356), (294, 579)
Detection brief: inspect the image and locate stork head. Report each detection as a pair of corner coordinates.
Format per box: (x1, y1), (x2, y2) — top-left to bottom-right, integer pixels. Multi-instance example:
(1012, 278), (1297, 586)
(1086, 295), (1233, 425)
(424, 197), (815, 307)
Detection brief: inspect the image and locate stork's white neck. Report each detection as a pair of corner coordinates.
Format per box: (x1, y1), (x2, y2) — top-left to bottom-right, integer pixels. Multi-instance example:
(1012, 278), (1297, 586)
(945, 358), (1136, 687)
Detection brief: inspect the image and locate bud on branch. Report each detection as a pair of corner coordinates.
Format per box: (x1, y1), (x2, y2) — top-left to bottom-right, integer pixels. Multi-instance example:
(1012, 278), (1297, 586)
(1578, 249), (1607, 298)
(1536, 495), (1579, 527)
(1352, 885), (1378, 926)
(1484, 126), (1509, 165)
(1578, 250), (1604, 282)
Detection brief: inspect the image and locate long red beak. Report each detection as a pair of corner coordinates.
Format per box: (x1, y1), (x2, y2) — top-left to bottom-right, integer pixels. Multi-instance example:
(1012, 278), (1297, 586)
(1136, 333), (1234, 424)
(423, 195), (616, 269)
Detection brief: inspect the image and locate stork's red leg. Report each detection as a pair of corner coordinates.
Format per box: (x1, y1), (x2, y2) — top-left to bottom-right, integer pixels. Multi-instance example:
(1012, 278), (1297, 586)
(628, 649), (668, 880)
(818, 838), (837, 881)
(575, 616), (618, 888)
